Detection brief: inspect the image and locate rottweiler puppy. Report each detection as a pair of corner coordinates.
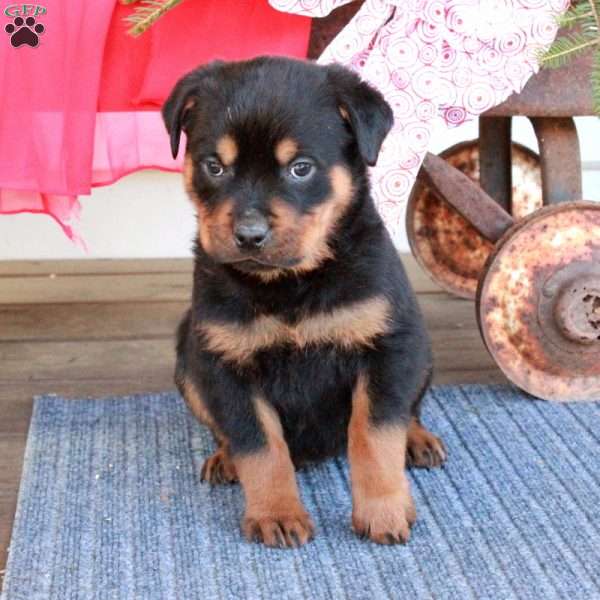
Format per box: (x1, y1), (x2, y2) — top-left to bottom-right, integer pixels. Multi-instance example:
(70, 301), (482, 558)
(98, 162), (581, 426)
(163, 57), (446, 548)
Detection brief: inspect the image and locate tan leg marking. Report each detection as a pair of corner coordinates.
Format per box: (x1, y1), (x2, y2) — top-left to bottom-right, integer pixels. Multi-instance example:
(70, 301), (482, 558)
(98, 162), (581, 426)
(180, 377), (238, 484)
(406, 417), (447, 469)
(274, 138), (298, 165)
(197, 295), (391, 365)
(216, 134), (238, 166)
(234, 397), (314, 548)
(181, 377), (219, 434)
(348, 373), (416, 545)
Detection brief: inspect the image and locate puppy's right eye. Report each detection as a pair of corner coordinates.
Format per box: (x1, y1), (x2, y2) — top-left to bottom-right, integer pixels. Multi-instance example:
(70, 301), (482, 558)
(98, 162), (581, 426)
(203, 159), (225, 178)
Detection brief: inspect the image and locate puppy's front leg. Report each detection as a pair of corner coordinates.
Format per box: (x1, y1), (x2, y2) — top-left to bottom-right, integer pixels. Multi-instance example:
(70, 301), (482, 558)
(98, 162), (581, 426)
(234, 396), (314, 548)
(194, 357), (313, 548)
(348, 357), (424, 545)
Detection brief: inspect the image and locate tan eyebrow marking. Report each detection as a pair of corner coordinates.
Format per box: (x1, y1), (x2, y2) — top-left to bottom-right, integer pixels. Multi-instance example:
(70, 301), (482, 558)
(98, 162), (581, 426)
(196, 295), (392, 365)
(216, 134), (238, 166)
(274, 138), (298, 165)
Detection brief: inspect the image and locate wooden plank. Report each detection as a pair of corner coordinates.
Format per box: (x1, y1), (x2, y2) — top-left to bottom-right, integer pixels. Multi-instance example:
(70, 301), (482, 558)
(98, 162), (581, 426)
(0, 273), (192, 305)
(0, 258), (193, 277)
(419, 294), (477, 331)
(0, 433), (27, 575)
(401, 254), (444, 294)
(0, 387), (33, 436)
(0, 293), (467, 343)
(1, 339), (175, 383)
(0, 329), (495, 383)
(0, 302), (187, 342)
(432, 330), (499, 373)
(0, 256), (427, 281)
(0, 256), (443, 304)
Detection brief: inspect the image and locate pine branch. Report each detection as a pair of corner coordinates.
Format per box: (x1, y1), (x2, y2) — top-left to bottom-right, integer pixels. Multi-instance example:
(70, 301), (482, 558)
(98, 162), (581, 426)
(539, 33), (599, 69)
(558, 3), (595, 28)
(591, 48), (600, 113)
(588, 0), (600, 31)
(124, 0), (184, 36)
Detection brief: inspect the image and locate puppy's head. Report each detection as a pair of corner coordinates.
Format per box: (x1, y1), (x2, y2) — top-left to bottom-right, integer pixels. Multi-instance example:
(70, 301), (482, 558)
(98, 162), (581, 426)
(163, 57), (392, 278)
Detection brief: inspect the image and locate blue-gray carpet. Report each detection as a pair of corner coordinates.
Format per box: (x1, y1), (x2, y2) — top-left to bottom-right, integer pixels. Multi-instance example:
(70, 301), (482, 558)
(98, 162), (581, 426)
(2, 384), (600, 600)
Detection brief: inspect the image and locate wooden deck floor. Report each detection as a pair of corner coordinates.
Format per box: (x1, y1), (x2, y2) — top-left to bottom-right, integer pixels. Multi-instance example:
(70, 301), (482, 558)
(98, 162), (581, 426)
(0, 256), (506, 577)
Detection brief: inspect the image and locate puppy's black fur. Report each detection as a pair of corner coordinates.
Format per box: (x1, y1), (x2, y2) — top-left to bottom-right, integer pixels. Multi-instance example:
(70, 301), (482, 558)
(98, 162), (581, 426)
(164, 57), (445, 548)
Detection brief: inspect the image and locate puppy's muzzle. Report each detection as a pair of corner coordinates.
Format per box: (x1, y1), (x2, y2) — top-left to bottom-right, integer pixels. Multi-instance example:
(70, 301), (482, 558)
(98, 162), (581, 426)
(234, 209), (270, 251)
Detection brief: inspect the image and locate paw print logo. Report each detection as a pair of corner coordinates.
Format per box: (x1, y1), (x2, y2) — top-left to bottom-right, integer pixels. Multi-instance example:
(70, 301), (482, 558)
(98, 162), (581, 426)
(5, 16), (45, 48)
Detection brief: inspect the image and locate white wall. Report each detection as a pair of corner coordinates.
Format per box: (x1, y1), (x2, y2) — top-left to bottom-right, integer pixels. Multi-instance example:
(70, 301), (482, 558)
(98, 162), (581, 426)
(0, 117), (598, 260)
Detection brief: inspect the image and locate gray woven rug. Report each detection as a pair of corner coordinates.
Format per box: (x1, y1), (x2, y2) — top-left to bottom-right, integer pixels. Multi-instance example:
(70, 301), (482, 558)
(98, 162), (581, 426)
(2, 385), (600, 600)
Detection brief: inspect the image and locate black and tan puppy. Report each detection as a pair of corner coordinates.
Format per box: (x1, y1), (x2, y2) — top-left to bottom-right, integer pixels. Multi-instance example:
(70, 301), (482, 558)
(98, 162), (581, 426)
(164, 57), (446, 548)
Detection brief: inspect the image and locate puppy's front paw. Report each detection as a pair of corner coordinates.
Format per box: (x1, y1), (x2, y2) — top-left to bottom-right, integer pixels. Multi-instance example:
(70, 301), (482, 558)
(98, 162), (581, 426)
(352, 491), (416, 545)
(242, 509), (315, 548)
(200, 447), (238, 485)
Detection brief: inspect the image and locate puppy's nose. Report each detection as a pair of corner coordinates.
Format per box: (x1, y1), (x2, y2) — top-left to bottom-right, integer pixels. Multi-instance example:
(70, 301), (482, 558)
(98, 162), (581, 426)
(233, 210), (270, 250)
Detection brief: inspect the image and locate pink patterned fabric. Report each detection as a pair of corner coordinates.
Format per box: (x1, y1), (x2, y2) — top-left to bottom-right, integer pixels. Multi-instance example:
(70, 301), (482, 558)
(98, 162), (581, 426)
(270, 0), (569, 246)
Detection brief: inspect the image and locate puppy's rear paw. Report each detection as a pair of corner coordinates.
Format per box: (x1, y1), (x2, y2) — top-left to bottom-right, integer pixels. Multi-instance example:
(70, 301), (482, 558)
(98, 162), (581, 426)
(242, 510), (315, 548)
(200, 447), (238, 484)
(352, 491), (416, 545)
(406, 419), (447, 469)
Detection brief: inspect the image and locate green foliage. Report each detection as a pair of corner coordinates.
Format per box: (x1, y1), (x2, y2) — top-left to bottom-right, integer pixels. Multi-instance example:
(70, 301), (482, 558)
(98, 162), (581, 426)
(541, 32), (597, 68)
(540, 0), (600, 115)
(122, 0), (184, 37)
(591, 48), (600, 113)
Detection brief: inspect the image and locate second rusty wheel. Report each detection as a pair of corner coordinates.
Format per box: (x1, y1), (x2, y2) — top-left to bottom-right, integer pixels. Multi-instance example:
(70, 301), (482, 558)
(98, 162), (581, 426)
(407, 140), (541, 299)
(477, 202), (600, 402)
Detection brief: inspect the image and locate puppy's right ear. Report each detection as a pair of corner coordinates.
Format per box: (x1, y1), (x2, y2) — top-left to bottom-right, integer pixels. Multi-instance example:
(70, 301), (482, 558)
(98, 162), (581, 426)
(162, 61), (224, 159)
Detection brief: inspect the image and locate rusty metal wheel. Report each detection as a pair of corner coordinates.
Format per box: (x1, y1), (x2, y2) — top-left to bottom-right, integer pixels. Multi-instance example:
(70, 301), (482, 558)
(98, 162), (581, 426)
(407, 140), (541, 299)
(476, 201), (600, 402)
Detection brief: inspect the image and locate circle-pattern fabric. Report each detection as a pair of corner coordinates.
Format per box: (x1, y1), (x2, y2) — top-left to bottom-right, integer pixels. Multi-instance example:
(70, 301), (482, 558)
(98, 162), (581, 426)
(269, 0), (569, 247)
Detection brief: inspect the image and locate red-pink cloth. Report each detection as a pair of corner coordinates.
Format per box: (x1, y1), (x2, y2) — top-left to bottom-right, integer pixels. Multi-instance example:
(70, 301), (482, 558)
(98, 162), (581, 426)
(0, 1), (115, 241)
(0, 1), (312, 241)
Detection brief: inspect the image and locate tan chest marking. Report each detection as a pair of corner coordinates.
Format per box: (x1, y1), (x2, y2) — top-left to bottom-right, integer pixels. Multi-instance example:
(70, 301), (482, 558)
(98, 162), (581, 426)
(197, 295), (392, 364)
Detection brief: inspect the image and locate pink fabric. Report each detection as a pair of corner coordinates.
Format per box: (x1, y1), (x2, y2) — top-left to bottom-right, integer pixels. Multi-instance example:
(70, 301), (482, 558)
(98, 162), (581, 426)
(269, 0), (569, 246)
(0, 1), (311, 242)
(0, 1), (115, 242)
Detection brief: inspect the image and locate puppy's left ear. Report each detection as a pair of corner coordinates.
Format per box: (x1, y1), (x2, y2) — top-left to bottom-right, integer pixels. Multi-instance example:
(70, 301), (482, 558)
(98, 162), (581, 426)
(162, 61), (224, 159)
(327, 65), (393, 166)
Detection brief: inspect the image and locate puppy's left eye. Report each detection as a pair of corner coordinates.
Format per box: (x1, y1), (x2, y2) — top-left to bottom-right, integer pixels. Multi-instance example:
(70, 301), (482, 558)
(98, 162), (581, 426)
(203, 158), (225, 178)
(288, 160), (315, 181)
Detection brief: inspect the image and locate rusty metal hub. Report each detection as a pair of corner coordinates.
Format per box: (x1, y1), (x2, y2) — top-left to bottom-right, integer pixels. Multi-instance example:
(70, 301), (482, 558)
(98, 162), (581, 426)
(549, 270), (600, 345)
(407, 140), (541, 299)
(477, 202), (600, 402)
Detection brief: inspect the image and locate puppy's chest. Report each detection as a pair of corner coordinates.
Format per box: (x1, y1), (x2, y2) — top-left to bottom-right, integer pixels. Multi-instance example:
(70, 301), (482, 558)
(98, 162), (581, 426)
(196, 295), (392, 365)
